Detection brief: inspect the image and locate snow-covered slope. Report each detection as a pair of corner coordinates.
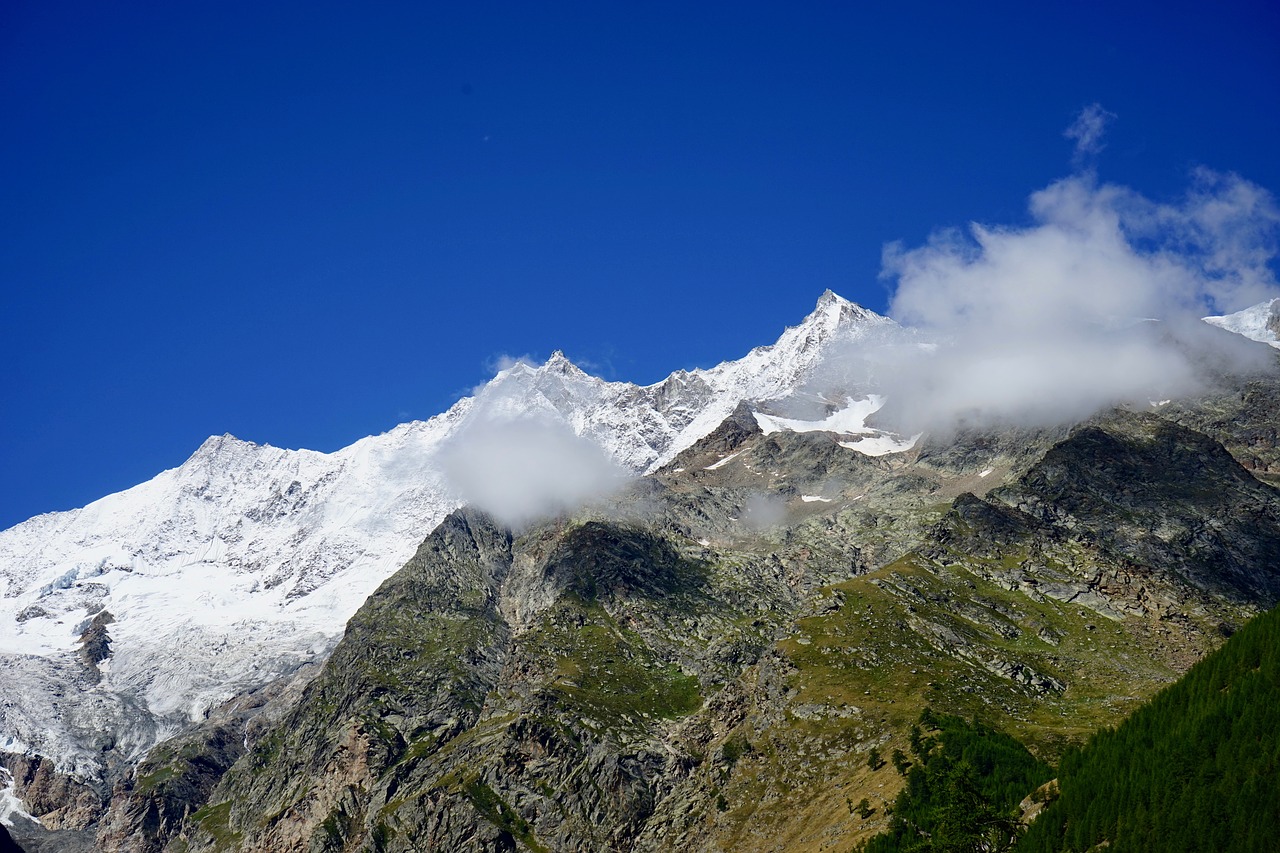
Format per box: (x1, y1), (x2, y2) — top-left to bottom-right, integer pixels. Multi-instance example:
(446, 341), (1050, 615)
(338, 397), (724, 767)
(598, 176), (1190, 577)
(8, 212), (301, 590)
(470, 290), (902, 472)
(1204, 298), (1280, 348)
(754, 395), (922, 457)
(0, 291), (911, 779)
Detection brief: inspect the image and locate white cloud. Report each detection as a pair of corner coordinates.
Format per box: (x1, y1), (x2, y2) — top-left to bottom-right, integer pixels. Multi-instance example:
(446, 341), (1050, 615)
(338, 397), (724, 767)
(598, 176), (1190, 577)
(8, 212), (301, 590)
(876, 168), (1279, 431)
(438, 362), (630, 528)
(741, 492), (787, 531)
(439, 413), (627, 529)
(1119, 168), (1280, 313)
(481, 354), (537, 382)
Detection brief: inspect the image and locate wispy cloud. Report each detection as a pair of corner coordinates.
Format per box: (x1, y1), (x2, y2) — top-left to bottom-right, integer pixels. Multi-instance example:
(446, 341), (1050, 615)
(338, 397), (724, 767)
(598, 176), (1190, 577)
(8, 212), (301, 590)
(438, 363), (629, 528)
(483, 353), (537, 377)
(1064, 102), (1116, 168)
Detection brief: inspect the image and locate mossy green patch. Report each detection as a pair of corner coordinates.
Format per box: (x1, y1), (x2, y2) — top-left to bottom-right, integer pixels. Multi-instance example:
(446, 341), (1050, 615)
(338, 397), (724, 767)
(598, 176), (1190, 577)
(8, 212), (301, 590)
(462, 777), (550, 853)
(527, 597), (703, 729)
(190, 800), (241, 851)
(135, 764), (177, 792)
(779, 551), (1229, 762)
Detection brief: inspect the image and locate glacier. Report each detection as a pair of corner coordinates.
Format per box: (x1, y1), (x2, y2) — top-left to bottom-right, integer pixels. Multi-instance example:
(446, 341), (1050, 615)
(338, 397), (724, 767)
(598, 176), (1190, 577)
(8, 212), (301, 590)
(1204, 298), (1280, 349)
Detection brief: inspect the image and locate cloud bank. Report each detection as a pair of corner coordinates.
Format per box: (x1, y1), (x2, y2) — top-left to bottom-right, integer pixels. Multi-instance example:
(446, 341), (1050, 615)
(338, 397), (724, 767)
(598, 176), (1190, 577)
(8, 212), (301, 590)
(872, 110), (1279, 432)
(441, 107), (1279, 522)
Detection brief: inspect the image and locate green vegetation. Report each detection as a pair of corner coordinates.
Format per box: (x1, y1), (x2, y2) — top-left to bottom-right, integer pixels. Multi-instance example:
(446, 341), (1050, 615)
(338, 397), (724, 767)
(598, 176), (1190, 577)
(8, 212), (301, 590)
(780, 551), (1212, 762)
(1018, 604), (1280, 853)
(189, 800), (242, 851)
(462, 777), (550, 853)
(708, 537), (1225, 850)
(721, 734), (752, 768)
(857, 606), (1280, 853)
(860, 709), (1052, 853)
(135, 763), (177, 791)
(532, 596), (703, 728)
(549, 521), (710, 600)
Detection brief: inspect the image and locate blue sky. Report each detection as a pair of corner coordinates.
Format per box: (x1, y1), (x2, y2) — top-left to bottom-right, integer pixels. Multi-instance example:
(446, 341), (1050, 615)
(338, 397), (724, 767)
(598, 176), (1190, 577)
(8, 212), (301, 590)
(2, 0), (1278, 529)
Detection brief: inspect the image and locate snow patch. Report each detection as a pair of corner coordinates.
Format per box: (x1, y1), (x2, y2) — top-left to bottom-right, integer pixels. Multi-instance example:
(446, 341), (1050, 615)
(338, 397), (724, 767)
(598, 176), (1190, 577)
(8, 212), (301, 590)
(0, 767), (39, 828)
(838, 433), (921, 457)
(801, 495), (832, 503)
(755, 395), (919, 457)
(753, 395), (889, 436)
(705, 451), (744, 470)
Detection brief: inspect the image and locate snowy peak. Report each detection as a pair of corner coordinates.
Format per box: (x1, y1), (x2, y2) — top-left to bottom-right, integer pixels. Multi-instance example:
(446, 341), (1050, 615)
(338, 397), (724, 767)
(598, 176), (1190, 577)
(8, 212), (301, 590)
(688, 293), (900, 410)
(770, 291), (896, 359)
(814, 288), (886, 328)
(542, 350), (583, 375)
(787, 290), (894, 349)
(1204, 298), (1280, 348)
(458, 294), (904, 474)
(490, 351), (592, 386)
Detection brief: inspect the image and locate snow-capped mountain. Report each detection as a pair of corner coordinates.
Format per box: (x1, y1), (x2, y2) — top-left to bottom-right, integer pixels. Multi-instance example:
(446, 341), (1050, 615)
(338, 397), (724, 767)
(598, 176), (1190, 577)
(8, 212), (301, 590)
(5, 290), (1275, 784)
(0, 291), (908, 779)
(1204, 298), (1280, 349)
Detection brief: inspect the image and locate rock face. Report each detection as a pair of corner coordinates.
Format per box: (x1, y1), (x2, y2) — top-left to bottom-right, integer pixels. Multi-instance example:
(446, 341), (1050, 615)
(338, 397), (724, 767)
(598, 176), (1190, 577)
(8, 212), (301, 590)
(144, 404), (1280, 852)
(91, 662), (319, 853)
(1, 755), (100, 833)
(995, 413), (1280, 606)
(0, 824), (23, 853)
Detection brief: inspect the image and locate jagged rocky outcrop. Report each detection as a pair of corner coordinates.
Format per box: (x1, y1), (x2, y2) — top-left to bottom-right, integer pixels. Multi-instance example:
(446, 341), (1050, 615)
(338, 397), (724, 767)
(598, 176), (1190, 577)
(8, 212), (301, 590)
(994, 412), (1280, 606)
(91, 662), (320, 853)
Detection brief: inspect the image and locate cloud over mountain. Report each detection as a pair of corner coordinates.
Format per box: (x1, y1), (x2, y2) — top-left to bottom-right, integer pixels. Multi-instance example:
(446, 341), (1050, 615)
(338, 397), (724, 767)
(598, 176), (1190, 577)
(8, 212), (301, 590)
(439, 413), (628, 528)
(873, 118), (1280, 432)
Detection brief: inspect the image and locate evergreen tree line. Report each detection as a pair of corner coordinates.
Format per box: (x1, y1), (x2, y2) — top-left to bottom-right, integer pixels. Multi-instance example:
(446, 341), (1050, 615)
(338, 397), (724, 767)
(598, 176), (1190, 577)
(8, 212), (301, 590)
(857, 605), (1279, 852)
(1018, 604), (1280, 852)
(858, 708), (1053, 852)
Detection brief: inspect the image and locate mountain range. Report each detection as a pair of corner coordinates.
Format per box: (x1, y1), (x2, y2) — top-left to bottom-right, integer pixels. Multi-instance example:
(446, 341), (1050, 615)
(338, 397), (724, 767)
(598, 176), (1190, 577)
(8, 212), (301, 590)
(0, 293), (902, 783)
(2, 291), (1278, 852)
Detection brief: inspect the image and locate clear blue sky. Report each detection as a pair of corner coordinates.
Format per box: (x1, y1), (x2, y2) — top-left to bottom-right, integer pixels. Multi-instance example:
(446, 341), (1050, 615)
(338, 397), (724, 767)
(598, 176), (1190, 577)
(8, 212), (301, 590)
(2, 0), (1278, 529)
